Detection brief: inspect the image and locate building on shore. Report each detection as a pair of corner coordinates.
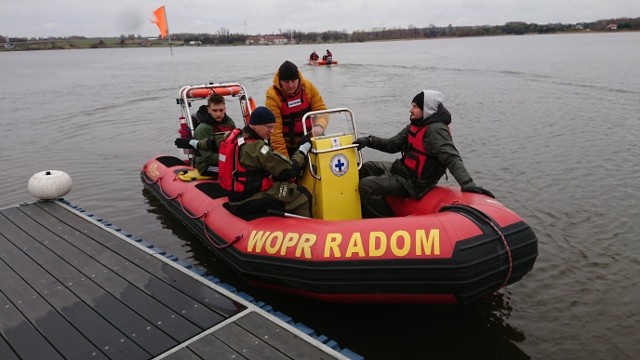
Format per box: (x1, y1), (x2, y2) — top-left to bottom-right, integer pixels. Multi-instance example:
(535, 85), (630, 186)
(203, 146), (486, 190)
(245, 35), (290, 45)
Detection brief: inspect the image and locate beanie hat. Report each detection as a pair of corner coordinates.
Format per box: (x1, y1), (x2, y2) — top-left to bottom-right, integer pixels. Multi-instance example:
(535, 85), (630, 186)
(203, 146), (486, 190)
(249, 106), (276, 125)
(278, 60), (299, 81)
(411, 92), (424, 111)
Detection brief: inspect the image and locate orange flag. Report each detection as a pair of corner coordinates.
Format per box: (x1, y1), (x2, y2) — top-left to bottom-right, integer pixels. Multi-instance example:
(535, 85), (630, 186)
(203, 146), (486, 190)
(151, 6), (169, 38)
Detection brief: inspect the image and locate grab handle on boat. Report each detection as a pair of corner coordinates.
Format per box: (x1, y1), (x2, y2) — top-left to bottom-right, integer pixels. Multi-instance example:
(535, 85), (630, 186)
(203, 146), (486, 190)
(266, 209), (311, 219)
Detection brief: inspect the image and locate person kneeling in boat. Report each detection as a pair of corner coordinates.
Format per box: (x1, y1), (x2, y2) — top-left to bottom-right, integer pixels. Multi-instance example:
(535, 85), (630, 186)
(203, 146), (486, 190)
(176, 106), (313, 218)
(353, 90), (495, 218)
(192, 94), (236, 176)
(309, 51), (319, 62)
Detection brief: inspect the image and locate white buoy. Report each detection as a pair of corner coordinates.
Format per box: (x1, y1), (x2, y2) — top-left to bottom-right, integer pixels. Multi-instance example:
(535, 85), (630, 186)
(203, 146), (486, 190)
(28, 170), (73, 200)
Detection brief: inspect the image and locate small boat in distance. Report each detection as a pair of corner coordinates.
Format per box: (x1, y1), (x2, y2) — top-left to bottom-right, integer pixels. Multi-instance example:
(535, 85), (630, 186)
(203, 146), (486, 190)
(308, 50), (337, 65)
(308, 58), (338, 66)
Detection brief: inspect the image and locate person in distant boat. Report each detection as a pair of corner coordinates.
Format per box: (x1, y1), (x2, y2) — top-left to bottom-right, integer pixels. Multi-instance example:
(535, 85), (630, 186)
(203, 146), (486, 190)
(322, 49), (332, 62)
(176, 106), (313, 218)
(192, 94), (236, 175)
(265, 60), (328, 158)
(309, 51), (319, 61)
(353, 90), (495, 218)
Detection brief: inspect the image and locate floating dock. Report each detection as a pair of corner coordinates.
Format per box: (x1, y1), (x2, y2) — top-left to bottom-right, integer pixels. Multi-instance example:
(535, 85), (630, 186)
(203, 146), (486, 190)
(0, 200), (361, 359)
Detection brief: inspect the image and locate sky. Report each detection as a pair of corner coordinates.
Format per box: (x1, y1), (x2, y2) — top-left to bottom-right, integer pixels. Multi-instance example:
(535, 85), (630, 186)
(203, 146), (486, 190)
(1, 0), (638, 38)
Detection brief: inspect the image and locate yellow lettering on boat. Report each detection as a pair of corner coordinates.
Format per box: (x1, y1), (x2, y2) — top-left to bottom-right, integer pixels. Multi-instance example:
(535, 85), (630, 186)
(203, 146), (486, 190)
(325, 233), (342, 257)
(280, 232), (299, 255)
(369, 231), (386, 257)
(247, 230), (269, 252)
(248, 228), (441, 259)
(416, 229), (440, 255)
(265, 231), (283, 255)
(296, 233), (316, 258)
(390, 231), (411, 256)
(248, 230), (316, 259)
(345, 232), (365, 258)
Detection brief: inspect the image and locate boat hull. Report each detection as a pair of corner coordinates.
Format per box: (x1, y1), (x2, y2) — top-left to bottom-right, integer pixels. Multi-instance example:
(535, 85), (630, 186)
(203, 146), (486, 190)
(308, 59), (338, 66)
(141, 155), (538, 304)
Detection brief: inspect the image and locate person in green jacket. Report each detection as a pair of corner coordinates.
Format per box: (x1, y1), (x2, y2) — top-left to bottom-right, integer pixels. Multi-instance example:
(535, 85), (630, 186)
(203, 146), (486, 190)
(353, 90), (494, 218)
(176, 106), (312, 218)
(193, 94), (236, 175)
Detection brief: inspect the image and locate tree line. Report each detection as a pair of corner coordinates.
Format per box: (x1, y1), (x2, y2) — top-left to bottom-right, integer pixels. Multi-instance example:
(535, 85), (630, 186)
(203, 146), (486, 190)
(2, 17), (639, 49)
(158, 17), (640, 45)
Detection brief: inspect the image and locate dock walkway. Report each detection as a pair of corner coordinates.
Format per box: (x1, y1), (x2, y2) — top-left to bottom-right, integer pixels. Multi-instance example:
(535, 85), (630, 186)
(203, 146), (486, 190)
(0, 200), (361, 359)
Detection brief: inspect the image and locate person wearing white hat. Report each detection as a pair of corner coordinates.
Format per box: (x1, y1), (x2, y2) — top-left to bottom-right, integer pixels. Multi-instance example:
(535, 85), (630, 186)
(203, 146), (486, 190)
(353, 90), (494, 218)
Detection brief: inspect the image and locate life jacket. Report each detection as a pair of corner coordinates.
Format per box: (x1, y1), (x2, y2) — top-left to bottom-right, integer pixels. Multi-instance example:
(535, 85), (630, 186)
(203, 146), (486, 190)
(402, 124), (431, 176)
(211, 122), (234, 133)
(278, 86), (312, 152)
(218, 128), (273, 197)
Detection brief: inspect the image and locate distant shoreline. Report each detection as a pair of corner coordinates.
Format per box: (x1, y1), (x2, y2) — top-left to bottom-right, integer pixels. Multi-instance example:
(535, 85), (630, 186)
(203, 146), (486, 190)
(2, 28), (636, 52)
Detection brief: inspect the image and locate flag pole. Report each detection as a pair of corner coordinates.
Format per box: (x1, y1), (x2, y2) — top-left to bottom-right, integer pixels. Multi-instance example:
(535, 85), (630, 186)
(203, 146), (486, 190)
(165, 9), (173, 55)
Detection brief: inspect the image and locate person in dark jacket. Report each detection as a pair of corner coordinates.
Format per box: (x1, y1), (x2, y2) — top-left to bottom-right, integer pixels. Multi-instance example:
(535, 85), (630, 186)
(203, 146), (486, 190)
(353, 90), (494, 218)
(192, 94), (236, 175)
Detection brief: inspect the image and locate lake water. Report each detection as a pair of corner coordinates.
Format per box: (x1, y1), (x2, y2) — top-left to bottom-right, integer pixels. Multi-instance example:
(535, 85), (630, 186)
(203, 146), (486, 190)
(2, 32), (639, 359)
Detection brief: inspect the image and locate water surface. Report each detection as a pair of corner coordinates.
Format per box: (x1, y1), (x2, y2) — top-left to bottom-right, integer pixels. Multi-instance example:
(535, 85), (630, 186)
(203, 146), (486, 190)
(1, 32), (639, 359)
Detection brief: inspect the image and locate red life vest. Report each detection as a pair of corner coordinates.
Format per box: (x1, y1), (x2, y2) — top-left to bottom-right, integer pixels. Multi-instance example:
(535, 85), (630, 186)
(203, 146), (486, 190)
(218, 128), (273, 196)
(211, 123), (234, 133)
(278, 87), (312, 151)
(402, 124), (430, 176)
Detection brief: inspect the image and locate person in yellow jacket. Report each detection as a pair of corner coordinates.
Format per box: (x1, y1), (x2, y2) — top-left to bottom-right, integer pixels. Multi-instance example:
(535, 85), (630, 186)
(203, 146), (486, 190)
(265, 60), (328, 158)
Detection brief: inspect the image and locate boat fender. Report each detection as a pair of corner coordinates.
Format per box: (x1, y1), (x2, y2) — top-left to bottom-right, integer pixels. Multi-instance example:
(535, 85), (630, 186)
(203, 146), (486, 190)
(28, 170), (72, 200)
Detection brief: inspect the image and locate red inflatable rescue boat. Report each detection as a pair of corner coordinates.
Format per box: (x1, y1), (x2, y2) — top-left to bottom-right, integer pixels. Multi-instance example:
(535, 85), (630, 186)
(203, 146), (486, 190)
(140, 82), (538, 304)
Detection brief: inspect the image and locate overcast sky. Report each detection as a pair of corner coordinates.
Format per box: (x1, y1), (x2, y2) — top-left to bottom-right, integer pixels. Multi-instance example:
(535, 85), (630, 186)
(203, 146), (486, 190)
(1, 1), (638, 38)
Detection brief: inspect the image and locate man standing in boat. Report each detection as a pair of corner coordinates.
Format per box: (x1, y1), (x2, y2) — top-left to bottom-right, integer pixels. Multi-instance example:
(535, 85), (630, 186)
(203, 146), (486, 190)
(265, 60), (328, 158)
(353, 90), (494, 218)
(192, 94), (236, 176)
(176, 106), (313, 218)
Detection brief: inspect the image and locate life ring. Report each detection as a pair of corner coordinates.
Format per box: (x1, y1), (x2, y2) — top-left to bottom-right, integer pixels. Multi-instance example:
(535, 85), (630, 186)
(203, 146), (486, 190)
(186, 85), (242, 99)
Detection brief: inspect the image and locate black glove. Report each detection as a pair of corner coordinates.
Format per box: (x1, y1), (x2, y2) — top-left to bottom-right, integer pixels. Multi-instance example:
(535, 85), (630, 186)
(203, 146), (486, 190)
(174, 138), (194, 149)
(205, 137), (219, 152)
(299, 133), (312, 147)
(462, 185), (495, 198)
(353, 136), (370, 150)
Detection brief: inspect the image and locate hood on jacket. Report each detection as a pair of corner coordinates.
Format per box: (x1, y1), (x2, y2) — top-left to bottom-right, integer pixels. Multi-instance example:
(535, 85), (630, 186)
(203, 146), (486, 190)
(411, 90), (451, 126)
(195, 104), (215, 125)
(414, 90), (445, 119)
